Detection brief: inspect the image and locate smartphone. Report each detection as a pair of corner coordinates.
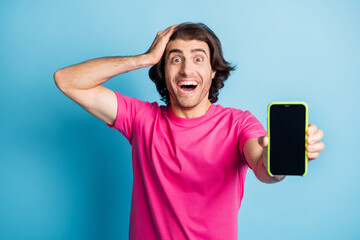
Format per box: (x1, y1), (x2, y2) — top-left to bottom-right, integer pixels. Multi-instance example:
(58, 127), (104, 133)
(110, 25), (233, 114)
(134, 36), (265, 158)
(267, 102), (308, 176)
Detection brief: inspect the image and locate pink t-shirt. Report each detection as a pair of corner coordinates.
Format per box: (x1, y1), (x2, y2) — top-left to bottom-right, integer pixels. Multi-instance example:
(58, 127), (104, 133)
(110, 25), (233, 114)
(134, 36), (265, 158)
(108, 92), (267, 240)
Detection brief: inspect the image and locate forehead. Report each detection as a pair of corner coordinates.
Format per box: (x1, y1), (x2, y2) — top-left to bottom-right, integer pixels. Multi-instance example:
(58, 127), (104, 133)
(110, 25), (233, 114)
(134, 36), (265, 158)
(165, 39), (210, 56)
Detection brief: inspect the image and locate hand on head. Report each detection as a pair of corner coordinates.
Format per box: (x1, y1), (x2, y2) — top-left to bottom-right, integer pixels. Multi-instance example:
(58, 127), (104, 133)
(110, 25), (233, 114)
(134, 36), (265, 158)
(146, 25), (178, 65)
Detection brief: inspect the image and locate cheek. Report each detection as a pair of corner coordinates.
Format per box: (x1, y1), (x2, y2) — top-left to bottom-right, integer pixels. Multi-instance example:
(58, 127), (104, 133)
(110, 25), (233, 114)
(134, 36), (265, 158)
(164, 71), (175, 94)
(164, 64), (176, 81)
(201, 68), (214, 85)
(164, 64), (169, 80)
(164, 67), (171, 86)
(164, 77), (172, 94)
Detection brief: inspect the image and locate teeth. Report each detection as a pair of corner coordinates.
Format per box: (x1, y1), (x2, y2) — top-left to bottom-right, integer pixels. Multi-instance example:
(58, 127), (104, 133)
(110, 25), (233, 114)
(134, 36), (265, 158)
(179, 81), (198, 86)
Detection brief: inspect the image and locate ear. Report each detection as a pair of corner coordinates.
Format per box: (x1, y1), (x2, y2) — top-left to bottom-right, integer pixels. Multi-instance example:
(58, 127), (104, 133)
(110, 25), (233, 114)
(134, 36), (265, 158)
(211, 70), (216, 79)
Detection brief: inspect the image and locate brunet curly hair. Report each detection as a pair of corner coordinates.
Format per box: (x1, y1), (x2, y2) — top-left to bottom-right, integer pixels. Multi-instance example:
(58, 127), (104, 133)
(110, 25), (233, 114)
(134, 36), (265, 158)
(148, 23), (235, 105)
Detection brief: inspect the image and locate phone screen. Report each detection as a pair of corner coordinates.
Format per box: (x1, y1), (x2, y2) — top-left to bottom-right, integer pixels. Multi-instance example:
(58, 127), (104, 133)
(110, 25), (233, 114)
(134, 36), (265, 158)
(269, 103), (307, 176)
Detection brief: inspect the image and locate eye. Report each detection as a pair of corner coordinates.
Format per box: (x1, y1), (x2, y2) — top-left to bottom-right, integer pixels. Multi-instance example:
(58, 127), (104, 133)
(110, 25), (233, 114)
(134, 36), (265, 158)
(172, 57), (181, 63)
(194, 57), (203, 63)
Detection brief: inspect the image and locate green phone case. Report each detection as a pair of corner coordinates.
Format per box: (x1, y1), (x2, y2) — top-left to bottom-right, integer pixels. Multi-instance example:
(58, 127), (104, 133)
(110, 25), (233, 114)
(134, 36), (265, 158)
(267, 102), (308, 177)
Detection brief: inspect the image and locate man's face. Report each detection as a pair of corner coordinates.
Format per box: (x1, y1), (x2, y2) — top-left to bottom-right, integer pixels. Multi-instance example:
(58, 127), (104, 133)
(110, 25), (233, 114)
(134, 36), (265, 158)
(164, 39), (216, 112)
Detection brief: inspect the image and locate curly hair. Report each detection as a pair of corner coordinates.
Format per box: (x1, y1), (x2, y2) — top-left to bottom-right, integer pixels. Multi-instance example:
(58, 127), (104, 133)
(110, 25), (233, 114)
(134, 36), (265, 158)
(149, 23), (235, 105)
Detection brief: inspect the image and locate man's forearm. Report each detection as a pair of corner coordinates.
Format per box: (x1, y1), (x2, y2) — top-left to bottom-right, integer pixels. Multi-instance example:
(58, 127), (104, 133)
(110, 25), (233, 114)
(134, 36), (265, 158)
(254, 157), (285, 184)
(54, 54), (154, 91)
(54, 25), (179, 91)
(244, 138), (285, 184)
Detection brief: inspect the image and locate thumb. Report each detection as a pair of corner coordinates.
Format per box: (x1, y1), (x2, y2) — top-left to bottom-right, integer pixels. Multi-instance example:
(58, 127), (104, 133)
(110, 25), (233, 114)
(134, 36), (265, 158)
(258, 135), (268, 148)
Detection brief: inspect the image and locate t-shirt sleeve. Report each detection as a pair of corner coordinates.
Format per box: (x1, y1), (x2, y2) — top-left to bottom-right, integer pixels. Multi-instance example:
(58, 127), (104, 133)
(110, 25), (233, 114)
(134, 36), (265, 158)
(107, 91), (148, 143)
(237, 111), (268, 168)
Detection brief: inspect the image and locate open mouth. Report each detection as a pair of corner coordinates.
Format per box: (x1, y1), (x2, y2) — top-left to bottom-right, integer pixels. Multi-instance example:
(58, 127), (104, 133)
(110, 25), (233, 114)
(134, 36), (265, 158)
(178, 81), (198, 93)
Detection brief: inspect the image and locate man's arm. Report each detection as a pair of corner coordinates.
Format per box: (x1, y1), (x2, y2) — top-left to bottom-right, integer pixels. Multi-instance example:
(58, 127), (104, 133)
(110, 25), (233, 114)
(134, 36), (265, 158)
(243, 124), (324, 183)
(53, 25), (177, 125)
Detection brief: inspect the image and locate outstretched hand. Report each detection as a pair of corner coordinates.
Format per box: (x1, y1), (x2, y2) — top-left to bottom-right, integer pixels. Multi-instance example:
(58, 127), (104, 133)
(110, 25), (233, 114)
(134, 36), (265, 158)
(146, 24), (178, 65)
(259, 123), (325, 168)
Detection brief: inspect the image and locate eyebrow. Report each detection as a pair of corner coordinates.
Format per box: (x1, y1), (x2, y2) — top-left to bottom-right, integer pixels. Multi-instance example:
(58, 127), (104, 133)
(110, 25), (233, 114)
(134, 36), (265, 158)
(167, 48), (208, 57)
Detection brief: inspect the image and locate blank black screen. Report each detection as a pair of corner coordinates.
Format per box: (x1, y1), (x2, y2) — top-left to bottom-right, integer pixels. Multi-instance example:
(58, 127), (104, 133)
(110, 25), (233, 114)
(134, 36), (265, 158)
(269, 104), (306, 175)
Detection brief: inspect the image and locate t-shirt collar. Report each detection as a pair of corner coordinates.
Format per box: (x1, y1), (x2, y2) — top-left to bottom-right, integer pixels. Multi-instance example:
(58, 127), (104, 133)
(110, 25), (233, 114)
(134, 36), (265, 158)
(164, 104), (217, 126)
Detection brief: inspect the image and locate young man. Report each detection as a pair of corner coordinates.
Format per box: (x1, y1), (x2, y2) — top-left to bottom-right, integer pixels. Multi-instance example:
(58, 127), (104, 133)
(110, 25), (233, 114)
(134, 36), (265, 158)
(54, 23), (324, 239)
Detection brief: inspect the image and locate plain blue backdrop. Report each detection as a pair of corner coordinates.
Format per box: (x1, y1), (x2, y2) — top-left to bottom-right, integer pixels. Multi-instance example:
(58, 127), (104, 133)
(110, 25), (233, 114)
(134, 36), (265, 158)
(1, 0), (359, 239)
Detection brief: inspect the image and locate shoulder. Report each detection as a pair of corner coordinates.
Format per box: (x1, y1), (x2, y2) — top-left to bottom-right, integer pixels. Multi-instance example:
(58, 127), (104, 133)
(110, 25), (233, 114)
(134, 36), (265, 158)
(111, 91), (166, 127)
(213, 104), (266, 137)
(212, 104), (255, 123)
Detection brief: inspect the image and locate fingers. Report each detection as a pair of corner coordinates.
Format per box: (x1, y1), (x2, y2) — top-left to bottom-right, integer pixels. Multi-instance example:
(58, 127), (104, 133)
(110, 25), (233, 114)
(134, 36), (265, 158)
(307, 124), (324, 145)
(307, 141), (325, 153)
(256, 136), (268, 168)
(308, 129), (324, 145)
(153, 25), (178, 46)
(258, 136), (268, 148)
(147, 24), (179, 64)
(157, 24), (178, 37)
(308, 152), (319, 161)
(307, 123), (317, 135)
(306, 124), (325, 161)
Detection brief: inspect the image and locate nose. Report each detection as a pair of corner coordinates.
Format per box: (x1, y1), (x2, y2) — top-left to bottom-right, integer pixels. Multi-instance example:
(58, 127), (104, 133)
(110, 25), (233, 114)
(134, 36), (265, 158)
(180, 59), (194, 76)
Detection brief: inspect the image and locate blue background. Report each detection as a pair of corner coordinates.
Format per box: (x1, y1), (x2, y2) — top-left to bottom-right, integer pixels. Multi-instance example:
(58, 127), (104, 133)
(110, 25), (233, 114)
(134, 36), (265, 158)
(1, 0), (359, 239)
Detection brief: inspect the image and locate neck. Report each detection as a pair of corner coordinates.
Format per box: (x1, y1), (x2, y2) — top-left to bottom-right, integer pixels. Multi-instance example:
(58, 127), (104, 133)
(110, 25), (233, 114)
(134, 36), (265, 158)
(170, 100), (212, 118)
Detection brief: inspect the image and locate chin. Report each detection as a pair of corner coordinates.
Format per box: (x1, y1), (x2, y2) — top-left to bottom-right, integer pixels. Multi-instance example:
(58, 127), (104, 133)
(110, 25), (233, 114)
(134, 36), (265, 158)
(172, 94), (209, 109)
(177, 102), (197, 109)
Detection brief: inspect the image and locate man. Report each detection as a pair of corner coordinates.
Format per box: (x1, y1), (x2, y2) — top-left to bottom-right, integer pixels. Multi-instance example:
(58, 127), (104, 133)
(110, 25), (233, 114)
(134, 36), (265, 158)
(54, 23), (324, 239)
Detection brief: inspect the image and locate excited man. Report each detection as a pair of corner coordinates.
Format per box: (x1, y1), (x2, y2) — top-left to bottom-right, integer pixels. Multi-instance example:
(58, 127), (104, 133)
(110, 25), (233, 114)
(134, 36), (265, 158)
(54, 23), (324, 240)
